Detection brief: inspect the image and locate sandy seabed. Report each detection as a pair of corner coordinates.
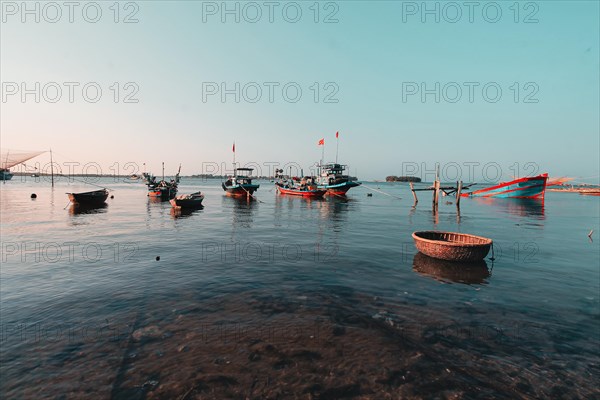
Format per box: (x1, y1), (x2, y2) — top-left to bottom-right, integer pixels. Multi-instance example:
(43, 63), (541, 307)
(2, 289), (598, 399)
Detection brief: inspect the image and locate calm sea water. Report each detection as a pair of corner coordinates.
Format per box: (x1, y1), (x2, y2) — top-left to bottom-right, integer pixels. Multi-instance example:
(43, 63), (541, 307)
(1, 177), (599, 398)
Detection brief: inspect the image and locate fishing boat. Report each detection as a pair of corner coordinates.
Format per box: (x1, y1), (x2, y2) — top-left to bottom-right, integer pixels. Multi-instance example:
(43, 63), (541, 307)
(460, 173), (548, 199)
(170, 191), (204, 209)
(317, 163), (361, 196)
(0, 169), (13, 181)
(222, 168), (260, 197)
(275, 175), (327, 198)
(144, 164), (180, 200)
(1, 149), (46, 181)
(67, 189), (109, 206)
(412, 231), (493, 262)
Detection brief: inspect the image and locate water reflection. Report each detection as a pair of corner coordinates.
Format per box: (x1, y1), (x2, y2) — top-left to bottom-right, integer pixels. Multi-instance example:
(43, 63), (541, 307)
(170, 206), (204, 219)
(68, 203), (108, 215)
(412, 253), (491, 284)
(473, 198), (545, 219)
(224, 196), (258, 229)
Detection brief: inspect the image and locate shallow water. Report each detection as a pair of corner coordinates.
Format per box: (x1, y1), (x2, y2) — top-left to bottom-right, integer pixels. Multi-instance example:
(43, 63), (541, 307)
(1, 177), (599, 398)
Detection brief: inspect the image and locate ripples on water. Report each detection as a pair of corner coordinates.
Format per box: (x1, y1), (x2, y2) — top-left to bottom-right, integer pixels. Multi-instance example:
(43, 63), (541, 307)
(1, 178), (598, 398)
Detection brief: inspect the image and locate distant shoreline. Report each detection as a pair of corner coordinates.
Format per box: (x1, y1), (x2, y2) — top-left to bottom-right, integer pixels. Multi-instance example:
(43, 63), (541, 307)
(385, 176), (422, 182)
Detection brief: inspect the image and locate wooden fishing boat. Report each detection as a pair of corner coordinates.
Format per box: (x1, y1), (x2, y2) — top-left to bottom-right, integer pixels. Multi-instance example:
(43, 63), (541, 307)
(144, 164), (180, 200)
(67, 189), (109, 206)
(170, 191), (204, 208)
(276, 184), (327, 198)
(412, 231), (492, 262)
(317, 163), (361, 196)
(148, 184), (177, 199)
(275, 176), (327, 198)
(222, 168), (260, 197)
(460, 173), (548, 199)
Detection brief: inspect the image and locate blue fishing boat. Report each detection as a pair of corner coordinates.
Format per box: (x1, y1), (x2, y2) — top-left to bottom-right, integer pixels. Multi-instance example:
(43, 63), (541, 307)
(222, 168), (260, 198)
(461, 173), (548, 199)
(317, 163), (361, 196)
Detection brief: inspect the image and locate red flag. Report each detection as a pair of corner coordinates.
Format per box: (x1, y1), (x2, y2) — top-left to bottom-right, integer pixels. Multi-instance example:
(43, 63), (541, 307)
(336, 131), (339, 139)
(232, 142), (235, 152)
(318, 138), (325, 146)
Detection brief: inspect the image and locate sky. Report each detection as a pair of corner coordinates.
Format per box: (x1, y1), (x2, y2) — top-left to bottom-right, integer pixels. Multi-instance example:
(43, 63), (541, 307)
(1, 1), (599, 182)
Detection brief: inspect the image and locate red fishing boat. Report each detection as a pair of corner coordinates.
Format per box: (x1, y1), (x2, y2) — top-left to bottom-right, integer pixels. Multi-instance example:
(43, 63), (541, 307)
(275, 175), (327, 198)
(460, 173), (548, 199)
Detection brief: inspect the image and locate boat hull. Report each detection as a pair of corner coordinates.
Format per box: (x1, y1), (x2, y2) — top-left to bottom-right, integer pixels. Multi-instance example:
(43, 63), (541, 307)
(170, 193), (204, 208)
(461, 174), (548, 199)
(222, 183), (259, 197)
(0, 170), (13, 181)
(148, 188), (177, 199)
(67, 189), (109, 205)
(321, 181), (361, 196)
(276, 185), (326, 198)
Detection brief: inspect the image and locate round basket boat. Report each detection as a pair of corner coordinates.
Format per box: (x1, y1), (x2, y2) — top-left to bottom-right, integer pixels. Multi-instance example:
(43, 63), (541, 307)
(412, 231), (492, 262)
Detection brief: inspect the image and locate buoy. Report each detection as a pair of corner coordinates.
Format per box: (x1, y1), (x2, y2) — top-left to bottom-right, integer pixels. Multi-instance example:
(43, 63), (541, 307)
(155, 256), (160, 261)
(30, 193), (37, 199)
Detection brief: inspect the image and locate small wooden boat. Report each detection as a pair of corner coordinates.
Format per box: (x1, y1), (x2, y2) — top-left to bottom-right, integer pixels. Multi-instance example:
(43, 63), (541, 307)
(412, 231), (492, 262)
(67, 189), (109, 206)
(170, 191), (204, 209)
(461, 173), (548, 199)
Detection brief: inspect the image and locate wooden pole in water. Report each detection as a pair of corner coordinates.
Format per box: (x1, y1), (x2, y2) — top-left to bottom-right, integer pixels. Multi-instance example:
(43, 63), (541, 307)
(50, 149), (54, 188)
(410, 182), (418, 204)
(456, 181), (462, 206)
(432, 171), (440, 209)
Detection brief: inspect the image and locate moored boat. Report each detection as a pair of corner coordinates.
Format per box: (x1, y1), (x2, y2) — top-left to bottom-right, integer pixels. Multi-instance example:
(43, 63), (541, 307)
(0, 169), (13, 181)
(1, 149), (46, 181)
(67, 189), (109, 206)
(317, 163), (361, 195)
(275, 175), (327, 198)
(412, 231), (493, 262)
(144, 164), (180, 200)
(222, 168), (260, 198)
(170, 191), (204, 208)
(460, 173), (548, 199)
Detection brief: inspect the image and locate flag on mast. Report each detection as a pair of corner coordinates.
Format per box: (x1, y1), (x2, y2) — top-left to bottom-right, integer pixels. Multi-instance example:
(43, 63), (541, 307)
(335, 131), (339, 163)
(232, 142), (235, 152)
(318, 138), (325, 146)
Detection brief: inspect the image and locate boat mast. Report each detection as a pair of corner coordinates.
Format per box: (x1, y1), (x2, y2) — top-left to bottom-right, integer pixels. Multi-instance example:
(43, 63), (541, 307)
(50, 148), (54, 187)
(2, 150), (8, 184)
(335, 131), (339, 164)
(162, 162), (165, 181)
(232, 141), (236, 177)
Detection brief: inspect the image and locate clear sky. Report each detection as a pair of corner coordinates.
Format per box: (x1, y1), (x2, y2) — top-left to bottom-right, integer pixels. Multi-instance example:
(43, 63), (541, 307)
(1, 1), (598, 182)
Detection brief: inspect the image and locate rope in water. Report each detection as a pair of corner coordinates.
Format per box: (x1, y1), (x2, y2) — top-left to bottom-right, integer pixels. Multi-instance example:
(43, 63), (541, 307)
(361, 184), (402, 200)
